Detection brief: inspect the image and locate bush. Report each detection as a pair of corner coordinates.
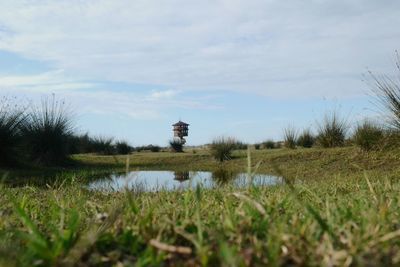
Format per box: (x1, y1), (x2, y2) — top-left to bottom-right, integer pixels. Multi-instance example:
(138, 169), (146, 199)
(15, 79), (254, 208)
(68, 133), (92, 154)
(283, 126), (298, 149)
(254, 144), (261, 150)
(149, 145), (161, 152)
(91, 136), (115, 155)
(115, 140), (132, 155)
(263, 140), (275, 149)
(0, 98), (26, 166)
(353, 121), (384, 151)
(382, 130), (400, 148)
(317, 112), (349, 148)
(297, 129), (315, 148)
(210, 137), (237, 162)
(368, 53), (400, 129)
(21, 97), (74, 166)
(169, 139), (184, 153)
(234, 141), (248, 150)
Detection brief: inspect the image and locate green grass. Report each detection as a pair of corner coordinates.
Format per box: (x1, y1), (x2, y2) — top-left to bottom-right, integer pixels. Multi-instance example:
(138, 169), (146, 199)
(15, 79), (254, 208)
(1, 147), (400, 266)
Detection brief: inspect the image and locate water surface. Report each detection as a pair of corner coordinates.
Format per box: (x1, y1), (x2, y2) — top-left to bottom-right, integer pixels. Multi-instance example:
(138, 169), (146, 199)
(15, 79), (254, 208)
(87, 170), (282, 192)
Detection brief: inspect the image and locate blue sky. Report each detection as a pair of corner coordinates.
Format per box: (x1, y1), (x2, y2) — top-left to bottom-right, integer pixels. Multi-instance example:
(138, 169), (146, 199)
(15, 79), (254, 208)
(0, 0), (399, 146)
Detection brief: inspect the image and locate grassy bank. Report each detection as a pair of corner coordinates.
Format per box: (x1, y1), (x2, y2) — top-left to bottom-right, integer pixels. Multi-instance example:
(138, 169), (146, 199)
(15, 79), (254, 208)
(0, 147), (400, 266)
(74, 146), (400, 179)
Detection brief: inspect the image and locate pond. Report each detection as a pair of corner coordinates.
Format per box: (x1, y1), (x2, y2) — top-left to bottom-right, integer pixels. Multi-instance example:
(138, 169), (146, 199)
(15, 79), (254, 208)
(87, 170), (282, 192)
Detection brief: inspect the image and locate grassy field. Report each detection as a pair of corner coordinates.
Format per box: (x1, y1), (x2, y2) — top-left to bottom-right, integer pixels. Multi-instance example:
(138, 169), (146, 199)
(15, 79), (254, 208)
(1, 147), (400, 266)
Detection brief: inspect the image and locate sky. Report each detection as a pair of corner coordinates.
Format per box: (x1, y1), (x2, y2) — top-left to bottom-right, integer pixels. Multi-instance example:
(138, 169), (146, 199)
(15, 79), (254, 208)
(0, 0), (399, 146)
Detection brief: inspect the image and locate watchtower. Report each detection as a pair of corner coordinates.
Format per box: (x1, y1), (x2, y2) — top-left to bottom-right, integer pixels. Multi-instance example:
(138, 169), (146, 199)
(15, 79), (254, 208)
(172, 120), (189, 144)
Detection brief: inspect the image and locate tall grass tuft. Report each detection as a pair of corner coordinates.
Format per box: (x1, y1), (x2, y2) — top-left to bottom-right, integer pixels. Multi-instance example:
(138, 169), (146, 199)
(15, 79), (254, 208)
(368, 53), (400, 129)
(283, 126), (297, 149)
(353, 120), (384, 151)
(169, 139), (184, 153)
(21, 97), (73, 166)
(317, 112), (349, 148)
(115, 140), (132, 155)
(68, 133), (92, 154)
(262, 140), (275, 149)
(210, 137), (237, 162)
(91, 136), (115, 155)
(297, 128), (315, 148)
(0, 97), (26, 166)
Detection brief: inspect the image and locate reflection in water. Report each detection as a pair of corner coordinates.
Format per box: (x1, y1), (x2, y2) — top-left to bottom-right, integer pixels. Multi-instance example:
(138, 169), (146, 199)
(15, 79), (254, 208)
(212, 168), (238, 185)
(174, 171), (190, 182)
(87, 170), (282, 192)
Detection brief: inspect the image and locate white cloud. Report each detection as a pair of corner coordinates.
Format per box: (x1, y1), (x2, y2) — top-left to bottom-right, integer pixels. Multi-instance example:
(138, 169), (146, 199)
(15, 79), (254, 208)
(149, 89), (179, 99)
(0, 0), (399, 98)
(0, 70), (96, 92)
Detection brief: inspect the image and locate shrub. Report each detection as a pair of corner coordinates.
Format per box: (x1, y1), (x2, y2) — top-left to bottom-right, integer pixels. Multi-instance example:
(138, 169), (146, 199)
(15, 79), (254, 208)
(368, 53), (400, 129)
(210, 137), (237, 162)
(263, 140), (275, 149)
(234, 141), (248, 150)
(0, 97), (26, 166)
(21, 97), (74, 166)
(68, 133), (92, 154)
(297, 129), (315, 148)
(382, 130), (400, 148)
(115, 140), (132, 155)
(353, 121), (384, 151)
(148, 145), (161, 152)
(254, 144), (261, 150)
(91, 136), (115, 155)
(169, 139), (184, 153)
(283, 126), (298, 149)
(317, 112), (349, 148)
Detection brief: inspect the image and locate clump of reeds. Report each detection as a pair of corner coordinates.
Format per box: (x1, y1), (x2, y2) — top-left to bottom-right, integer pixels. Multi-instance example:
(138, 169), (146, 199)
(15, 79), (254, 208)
(368, 52), (400, 130)
(68, 133), (92, 154)
(297, 128), (315, 148)
(209, 136), (237, 162)
(352, 120), (384, 151)
(0, 97), (26, 166)
(233, 141), (248, 150)
(169, 139), (184, 153)
(317, 112), (349, 148)
(283, 126), (298, 149)
(90, 136), (115, 155)
(21, 97), (74, 166)
(262, 140), (276, 149)
(115, 140), (132, 155)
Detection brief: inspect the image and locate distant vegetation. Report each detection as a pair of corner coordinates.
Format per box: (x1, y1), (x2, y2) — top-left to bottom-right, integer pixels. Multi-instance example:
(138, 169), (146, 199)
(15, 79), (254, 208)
(262, 139), (277, 149)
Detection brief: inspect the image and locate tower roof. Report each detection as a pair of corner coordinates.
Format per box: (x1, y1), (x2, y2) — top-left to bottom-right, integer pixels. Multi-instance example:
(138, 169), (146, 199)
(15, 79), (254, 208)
(172, 120), (189, 126)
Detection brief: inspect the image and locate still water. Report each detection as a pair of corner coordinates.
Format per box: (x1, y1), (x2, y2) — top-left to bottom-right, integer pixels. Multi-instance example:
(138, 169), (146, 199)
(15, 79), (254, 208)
(87, 170), (282, 192)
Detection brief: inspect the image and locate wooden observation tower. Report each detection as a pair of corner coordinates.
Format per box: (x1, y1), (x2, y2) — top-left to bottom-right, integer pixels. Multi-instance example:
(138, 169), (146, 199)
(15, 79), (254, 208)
(172, 120), (189, 144)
